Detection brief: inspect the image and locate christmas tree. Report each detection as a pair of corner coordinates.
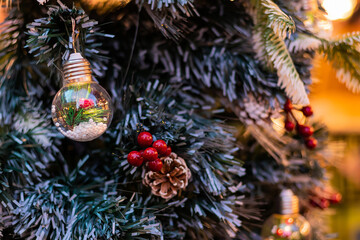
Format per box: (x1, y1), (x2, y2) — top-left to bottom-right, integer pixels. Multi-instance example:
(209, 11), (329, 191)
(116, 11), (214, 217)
(0, 0), (356, 239)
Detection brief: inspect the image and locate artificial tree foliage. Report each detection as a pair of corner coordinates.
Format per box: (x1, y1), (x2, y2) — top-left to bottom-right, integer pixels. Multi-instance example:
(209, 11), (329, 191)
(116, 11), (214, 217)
(0, 0), (358, 239)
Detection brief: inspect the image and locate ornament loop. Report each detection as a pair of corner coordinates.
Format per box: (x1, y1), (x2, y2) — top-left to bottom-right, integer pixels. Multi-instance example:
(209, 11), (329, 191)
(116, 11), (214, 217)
(71, 18), (80, 53)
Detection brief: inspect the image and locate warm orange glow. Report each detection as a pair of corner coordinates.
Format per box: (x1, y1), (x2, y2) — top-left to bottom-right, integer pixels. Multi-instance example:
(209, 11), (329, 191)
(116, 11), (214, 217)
(310, 16), (360, 134)
(0, 8), (7, 23)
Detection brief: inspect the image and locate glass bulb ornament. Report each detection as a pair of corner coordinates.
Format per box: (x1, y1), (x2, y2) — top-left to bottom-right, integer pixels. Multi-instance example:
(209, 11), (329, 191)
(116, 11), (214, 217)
(261, 190), (311, 240)
(51, 53), (113, 141)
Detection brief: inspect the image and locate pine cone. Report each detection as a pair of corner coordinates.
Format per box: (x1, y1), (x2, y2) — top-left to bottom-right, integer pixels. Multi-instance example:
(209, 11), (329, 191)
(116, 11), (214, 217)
(222, 94), (281, 126)
(143, 153), (191, 200)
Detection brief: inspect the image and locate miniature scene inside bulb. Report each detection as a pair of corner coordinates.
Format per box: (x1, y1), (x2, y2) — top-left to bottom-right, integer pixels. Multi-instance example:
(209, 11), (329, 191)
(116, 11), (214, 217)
(52, 82), (113, 142)
(261, 214), (311, 240)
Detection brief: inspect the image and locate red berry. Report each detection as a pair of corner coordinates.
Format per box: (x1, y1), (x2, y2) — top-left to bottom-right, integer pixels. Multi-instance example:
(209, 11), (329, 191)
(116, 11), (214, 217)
(305, 137), (317, 149)
(127, 151), (143, 167)
(302, 106), (313, 117)
(79, 98), (94, 109)
(139, 149), (144, 157)
(329, 193), (342, 204)
(164, 146), (172, 156)
(298, 125), (314, 137)
(137, 132), (153, 148)
(153, 140), (167, 155)
(284, 120), (295, 131)
(310, 198), (329, 209)
(320, 198), (330, 209)
(148, 159), (163, 172)
(143, 147), (158, 161)
(284, 99), (293, 112)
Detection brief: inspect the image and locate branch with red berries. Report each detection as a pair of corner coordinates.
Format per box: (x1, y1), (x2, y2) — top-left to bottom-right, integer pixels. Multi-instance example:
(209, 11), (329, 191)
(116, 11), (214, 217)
(127, 131), (171, 172)
(308, 187), (342, 210)
(283, 99), (317, 149)
(127, 131), (192, 200)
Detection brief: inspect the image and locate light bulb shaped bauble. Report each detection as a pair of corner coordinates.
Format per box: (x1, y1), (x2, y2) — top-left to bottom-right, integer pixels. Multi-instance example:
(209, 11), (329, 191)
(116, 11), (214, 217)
(51, 53), (113, 141)
(261, 190), (311, 240)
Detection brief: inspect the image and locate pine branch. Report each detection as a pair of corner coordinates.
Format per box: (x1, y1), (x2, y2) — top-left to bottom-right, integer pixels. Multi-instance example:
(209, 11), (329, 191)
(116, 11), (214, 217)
(260, 0), (295, 39)
(266, 29), (309, 104)
(291, 31), (360, 93)
(4, 156), (161, 239)
(143, 4), (185, 41)
(251, 0), (309, 104)
(0, 7), (47, 112)
(0, 100), (59, 206)
(318, 32), (360, 93)
(287, 33), (322, 53)
(104, 1), (288, 108)
(26, 3), (113, 77)
(242, 120), (331, 196)
(136, 0), (198, 40)
(137, 0), (195, 11)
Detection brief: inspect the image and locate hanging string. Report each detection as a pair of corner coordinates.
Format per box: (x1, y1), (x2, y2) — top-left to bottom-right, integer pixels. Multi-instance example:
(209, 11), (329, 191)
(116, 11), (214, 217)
(71, 18), (79, 53)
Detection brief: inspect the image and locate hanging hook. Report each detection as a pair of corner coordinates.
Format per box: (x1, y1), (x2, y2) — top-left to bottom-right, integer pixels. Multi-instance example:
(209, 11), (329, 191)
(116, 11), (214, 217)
(71, 18), (79, 53)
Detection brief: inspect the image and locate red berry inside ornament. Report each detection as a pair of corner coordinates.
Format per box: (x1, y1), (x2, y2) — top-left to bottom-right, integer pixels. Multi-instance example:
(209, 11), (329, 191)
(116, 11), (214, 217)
(127, 151), (143, 167)
(302, 106), (313, 117)
(284, 99), (293, 112)
(305, 137), (317, 149)
(79, 98), (94, 109)
(153, 140), (167, 155)
(137, 132), (153, 148)
(148, 159), (163, 172)
(143, 147), (158, 161)
(164, 146), (172, 156)
(284, 120), (295, 131)
(298, 125), (314, 137)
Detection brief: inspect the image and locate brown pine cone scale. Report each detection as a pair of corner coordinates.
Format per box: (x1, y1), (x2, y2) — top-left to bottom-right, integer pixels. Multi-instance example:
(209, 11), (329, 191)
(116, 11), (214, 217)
(143, 152), (191, 200)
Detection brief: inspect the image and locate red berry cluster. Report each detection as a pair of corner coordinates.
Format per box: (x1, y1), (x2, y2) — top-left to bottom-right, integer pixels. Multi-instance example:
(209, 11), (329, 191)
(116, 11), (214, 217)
(127, 131), (172, 172)
(283, 99), (317, 149)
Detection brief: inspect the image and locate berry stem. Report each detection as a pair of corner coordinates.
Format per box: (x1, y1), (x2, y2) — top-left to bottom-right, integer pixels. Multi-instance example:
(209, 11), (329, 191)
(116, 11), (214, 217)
(286, 111), (299, 125)
(288, 111), (300, 125)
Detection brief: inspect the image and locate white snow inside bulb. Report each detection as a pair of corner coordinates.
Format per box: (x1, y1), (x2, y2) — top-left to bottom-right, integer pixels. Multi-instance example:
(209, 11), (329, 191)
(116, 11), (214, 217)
(52, 53), (113, 142)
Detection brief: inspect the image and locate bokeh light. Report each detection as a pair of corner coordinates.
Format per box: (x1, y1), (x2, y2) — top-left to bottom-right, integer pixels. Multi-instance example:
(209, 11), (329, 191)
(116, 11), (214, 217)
(322, 0), (357, 20)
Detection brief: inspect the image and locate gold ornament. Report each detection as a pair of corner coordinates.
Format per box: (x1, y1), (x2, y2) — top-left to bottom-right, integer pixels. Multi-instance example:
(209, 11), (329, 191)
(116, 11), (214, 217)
(52, 53), (113, 142)
(261, 190), (311, 240)
(143, 152), (191, 200)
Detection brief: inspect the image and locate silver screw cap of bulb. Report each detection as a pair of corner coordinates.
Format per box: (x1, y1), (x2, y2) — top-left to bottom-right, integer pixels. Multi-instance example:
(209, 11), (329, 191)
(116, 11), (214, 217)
(63, 53), (92, 85)
(279, 189), (299, 215)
